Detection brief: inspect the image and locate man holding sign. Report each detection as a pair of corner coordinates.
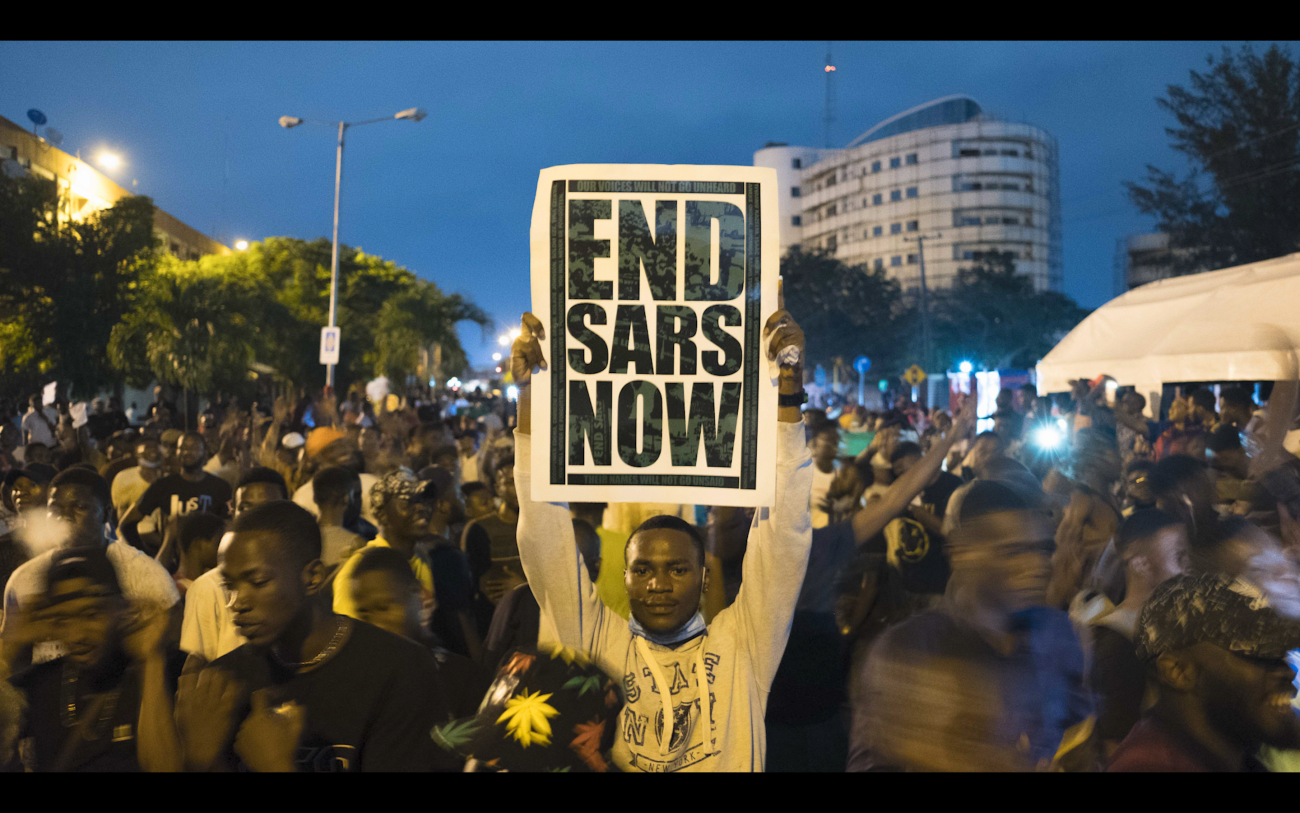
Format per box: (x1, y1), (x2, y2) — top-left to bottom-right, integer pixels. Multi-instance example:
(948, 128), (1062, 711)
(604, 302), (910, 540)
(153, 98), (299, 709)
(509, 163), (810, 772)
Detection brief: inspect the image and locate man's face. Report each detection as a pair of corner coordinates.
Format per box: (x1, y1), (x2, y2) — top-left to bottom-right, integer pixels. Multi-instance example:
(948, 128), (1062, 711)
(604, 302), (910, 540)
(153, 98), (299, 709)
(968, 436), (1003, 477)
(1141, 525), (1191, 586)
(48, 484), (106, 546)
(45, 593), (121, 670)
(359, 428), (380, 455)
(625, 528), (706, 635)
(955, 511), (1052, 613)
(892, 453), (922, 481)
(1188, 644), (1299, 750)
(136, 442), (162, 469)
(1126, 469), (1154, 506)
(349, 570), (419, 640)
(1221, 401), (1252, 428)
(465, 490), (495, 520)
(495, 465), (517, 509)
(177, 435), (204, 470)
(27, 445), (51, 465)
(222, 530), (310, 648)
(12, 476), (47, 514)
(383, 495), (432, 542)
(811, 432), (838, 465)
(456, 436), (474, 454)
(235, 483), (284, 516)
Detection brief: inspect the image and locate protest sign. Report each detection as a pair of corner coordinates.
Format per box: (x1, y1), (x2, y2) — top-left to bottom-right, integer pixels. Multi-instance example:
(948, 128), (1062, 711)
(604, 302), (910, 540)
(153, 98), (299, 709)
(528, 164), (780, 506)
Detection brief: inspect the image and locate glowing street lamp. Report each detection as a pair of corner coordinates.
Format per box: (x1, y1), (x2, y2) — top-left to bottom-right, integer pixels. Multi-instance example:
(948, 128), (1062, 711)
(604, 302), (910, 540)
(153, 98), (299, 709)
(97, 152), (122, 171)
(492, 353), (502, 361)
(497, 335), (510, 347)
(234, 240), (249, 251)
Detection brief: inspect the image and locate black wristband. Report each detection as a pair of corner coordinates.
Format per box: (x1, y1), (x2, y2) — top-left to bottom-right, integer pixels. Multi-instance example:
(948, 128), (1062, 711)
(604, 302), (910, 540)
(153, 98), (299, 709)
(777, 391), (808, 408)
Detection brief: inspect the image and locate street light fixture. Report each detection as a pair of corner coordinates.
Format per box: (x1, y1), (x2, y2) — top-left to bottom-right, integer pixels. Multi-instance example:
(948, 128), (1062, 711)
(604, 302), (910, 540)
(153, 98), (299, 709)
(97, 152), (122, 171)
(279, 108), (426, 393)
(234, 240), (249, 251)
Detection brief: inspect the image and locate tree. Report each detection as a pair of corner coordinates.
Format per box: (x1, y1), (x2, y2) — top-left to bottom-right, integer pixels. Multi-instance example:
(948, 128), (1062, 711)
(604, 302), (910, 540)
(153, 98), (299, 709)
(929, 251), (1090, 371)
(1126, 43), (1300, 275)
(779, 246), (908, 376)
(108, 254), (285, 400)
(0, 174), (157, 397)
(371, 279), (491, 385)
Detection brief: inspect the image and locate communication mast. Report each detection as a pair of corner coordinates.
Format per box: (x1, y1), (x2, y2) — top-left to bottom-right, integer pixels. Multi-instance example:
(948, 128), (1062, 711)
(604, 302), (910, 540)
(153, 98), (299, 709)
(823, 43), (836, 148)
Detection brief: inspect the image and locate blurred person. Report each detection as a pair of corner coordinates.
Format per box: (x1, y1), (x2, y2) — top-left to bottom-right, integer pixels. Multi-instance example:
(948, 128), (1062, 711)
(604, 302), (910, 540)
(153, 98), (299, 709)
(345, 545), (487, 719)
(97, 433), (138, 489)
(850, 493), (1093, 772)
(23, 443), (52, 468)
(331, 468), (436, 632)
(21, 395), (58, 449)
(0, 465), (57, 594)
(175, 501), (459, 772)
(1220, 387), (1256, 431)
(1, 468), (180, 669)
(770, 403), (975, 773)
(292, 438), (379, 531)
(110, 439), (164, 540)
(510, 306), (814, 772)
(431, 643), (623, 772)
(456, 431), (482, 485)
(158, 428), (182, 475)
(168, 512), (226, 600)
(483, 518), (602, 670)
(1047, 428), (1123, 609)
(1189, 388), (1219, 429)
(412, 466), (481, 661)
(311, 466), (364, 567)
(992, 387), (1024, 444)
(119, 432), (232, 556)
(1089, 510), (1190, 756)
(462, 457), (522, 608)
(1108, 573), (1300, 771)
(571, 502), (631, 619)
(1154, 397), (1203, 461)
(1150, 454), (1230, 575)
(1115, 391), (1155, 462)
(0, 547), (182, 772)
(177, 467), (288, 669)
(809, 424), (841, 530)
(202, 423), (244, 492)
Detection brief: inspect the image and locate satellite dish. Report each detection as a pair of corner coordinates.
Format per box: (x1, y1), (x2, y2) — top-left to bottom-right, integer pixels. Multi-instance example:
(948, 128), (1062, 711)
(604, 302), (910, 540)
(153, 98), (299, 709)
(27, 109), (47, 127)
(43, 128), (63, 147)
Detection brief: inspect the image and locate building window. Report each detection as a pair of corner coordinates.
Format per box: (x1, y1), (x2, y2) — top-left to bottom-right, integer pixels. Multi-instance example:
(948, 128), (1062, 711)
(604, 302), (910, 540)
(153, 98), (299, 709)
(826, 174), (837, 187)
(170, 242), (180, 254)
(874, 258), (885, 271)
(1000, 149), (1019, 157)
(873, 225), (883, 237)
(983, 149), (998, 155)
(792, 158), (802, 169)
(890, 157), (901, 169)
(891, 255), (902, 267)
(907, 220), (919, 231)
(890, 190), (902, 202)
(871, 160), (881, 173)
(959, 148), (981, 157)
(872, 193), (883, 205)
(890, 223), (902, 235)
(826, 203), (837, 216)
(906, 187), (918, 198)
(905, 153), (918, 165)
(959, 216), (981, 226)
(791, 186), (801, 198)
(907, 254), (918, 264)
(827, 235), (838, 252)
(791, 215), (802, 226)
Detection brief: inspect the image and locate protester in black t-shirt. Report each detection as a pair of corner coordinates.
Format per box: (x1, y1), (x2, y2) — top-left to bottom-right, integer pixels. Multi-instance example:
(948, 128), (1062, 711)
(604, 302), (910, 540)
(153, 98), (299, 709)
(175, 501), (459, 772)
(1, 546), (182, 772)
(120, 432), (231, 555)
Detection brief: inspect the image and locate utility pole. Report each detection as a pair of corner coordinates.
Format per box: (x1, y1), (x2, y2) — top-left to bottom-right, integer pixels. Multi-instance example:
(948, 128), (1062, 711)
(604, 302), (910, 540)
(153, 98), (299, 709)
(823, 43), (836, 149)
(904, 232), (941, 376)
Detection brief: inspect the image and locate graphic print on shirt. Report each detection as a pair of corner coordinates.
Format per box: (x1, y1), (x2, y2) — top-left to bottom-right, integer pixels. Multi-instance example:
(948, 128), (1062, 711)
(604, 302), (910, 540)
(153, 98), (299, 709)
(620, 650), (721, 772)
(296, 744), (360, 772)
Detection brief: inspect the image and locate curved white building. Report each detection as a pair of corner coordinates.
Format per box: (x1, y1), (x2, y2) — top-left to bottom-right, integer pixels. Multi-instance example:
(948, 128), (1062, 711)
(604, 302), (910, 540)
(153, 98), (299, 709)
(754, 95), (1062, 293)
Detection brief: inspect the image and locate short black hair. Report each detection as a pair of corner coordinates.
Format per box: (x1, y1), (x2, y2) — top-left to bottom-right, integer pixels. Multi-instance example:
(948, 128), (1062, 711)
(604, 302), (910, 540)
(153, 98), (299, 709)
(178, 512), (227, 556)
(814, 423), (840, 439)
(313, 466), (360, 507)
(237, 466), (288, 499)
(959, 480), (1028, 522)
(1149, 455), (1206, 499)
(179, 430), (206, 450)
(1207, 424), (1243, 453)
(230, 500), (322, 570)
(975, 430), (1003, 446)
(350, 545), (417, 593)
(627, 514), (705, 567)
(1189, 389), (1217, 412)
(1220, 387), (1253, 410)
(49, 467), (111, 512)
(1117, 509), (1183, 558)
(461, 481), (491, 500)
(889, 441), (923, 464)
(495, 455), (515, 472)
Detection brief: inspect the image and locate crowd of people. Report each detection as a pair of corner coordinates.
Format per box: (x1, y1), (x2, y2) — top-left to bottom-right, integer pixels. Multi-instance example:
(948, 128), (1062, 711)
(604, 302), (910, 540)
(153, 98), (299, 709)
(2, 311), (1300, 772)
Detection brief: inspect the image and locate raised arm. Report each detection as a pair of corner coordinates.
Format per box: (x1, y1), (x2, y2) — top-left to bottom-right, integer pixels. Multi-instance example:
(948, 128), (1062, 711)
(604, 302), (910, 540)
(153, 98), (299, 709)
(713, 300), (814, 688)
(512, 313), (617, 656)
(850, 399), (976, 544)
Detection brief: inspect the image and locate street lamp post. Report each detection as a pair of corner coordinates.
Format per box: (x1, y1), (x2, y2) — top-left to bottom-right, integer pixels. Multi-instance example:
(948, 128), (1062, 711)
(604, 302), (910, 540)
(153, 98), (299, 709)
(279, 108), (426, 394)
(903, 231), (941, 376)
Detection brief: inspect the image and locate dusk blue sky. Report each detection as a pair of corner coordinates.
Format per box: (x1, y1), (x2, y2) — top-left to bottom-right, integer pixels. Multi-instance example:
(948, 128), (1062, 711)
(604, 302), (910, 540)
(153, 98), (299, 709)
(3, 40), (1286, 368)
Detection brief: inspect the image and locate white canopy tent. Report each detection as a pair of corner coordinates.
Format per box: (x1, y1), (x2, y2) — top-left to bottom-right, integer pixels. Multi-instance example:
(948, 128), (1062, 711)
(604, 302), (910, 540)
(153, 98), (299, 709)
(1036, 252), (1300, 415)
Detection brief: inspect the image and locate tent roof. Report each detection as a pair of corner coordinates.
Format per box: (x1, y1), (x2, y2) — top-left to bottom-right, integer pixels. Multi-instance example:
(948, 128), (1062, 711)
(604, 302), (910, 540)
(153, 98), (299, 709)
(1037, 251), (1300, 394)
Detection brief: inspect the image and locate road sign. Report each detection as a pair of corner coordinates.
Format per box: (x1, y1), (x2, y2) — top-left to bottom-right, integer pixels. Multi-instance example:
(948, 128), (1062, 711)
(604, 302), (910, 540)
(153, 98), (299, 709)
(854, 355), (871, 374)
(903, 364), (927, 386)
(320, 327), (341, 365)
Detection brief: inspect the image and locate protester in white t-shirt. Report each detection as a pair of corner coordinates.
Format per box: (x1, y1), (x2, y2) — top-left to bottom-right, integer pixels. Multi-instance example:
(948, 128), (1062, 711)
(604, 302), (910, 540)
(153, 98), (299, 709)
(809, 424), (841, 529)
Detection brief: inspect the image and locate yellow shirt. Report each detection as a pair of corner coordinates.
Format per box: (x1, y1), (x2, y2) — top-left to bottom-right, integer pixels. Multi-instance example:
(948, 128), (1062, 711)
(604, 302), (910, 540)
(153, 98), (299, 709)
(594, 526), (631, 619)
(332, 536), (435, 619)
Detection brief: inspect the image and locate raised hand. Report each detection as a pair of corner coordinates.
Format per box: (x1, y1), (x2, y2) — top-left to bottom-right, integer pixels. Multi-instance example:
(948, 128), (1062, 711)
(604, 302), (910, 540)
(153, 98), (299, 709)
(175, 666), (245, 771)
(121, 602), (171, 663)
(511, 312), (548, 386)
(234, 689), (304, 773)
